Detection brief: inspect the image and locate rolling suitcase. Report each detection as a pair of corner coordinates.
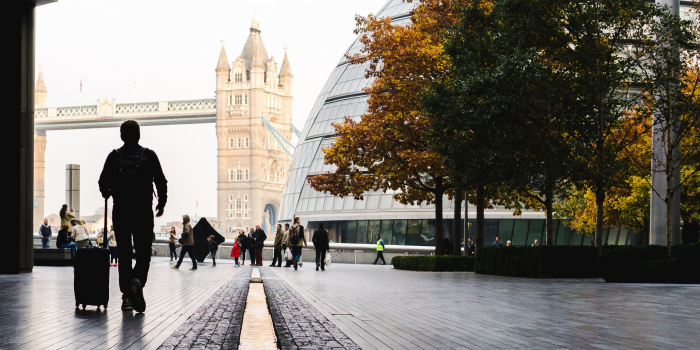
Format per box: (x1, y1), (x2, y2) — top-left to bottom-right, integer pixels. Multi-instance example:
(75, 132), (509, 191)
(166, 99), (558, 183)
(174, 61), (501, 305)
(74, 199), (110, 310)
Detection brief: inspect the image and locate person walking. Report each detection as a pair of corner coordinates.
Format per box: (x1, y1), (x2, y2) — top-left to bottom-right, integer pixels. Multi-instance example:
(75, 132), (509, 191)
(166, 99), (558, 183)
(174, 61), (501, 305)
(532, 239), (539, 247)
(492, 236), (503, 247)
(247, 228), (256, 266)
(208, 235), (219, 267)
(39, 219), (52, 249)
(237, 230), (247, 265)
(282, 223), (293, 268)
(173, 215), (197, 270)
(254, 225), (266, 266)
(72, 219), (91, 248)
(466, 238), (475, 256)
(373, 235), (386, 265)
(60, 204), (74, 236)
(231, 239), (241, 266)
(168, 227), (178, 261)
(108, 225), (118, 266)
(312, 223), (330, 271)
(287, 217), (307, 270)
(99, 120), (168, 313)
(270, 224), (284, 267)
(56, 224), (77, 259)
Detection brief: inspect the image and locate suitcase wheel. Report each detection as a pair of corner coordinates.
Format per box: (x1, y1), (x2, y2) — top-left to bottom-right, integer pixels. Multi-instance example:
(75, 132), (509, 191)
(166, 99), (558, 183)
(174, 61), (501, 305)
(103, 305), (108, 309)
(75, 303), (79, 309)
(82, 305), (86, 310)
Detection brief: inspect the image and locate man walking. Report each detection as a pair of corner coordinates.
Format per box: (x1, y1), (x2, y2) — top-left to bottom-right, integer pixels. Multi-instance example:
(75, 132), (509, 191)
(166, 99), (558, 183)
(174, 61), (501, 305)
(247, 228), (256, 265)
(282, 223), (292, 268)
(173, 214), (197, 270)
(373, 235), (386, 265)
(254, 225), (267, 266)
(270, 224), (284, 267)
(312, 223), (330, 271)
(39, 219), (52, 249)
(99, 120), (168, 313)
(287, 217), (307, 270)
(466, 238), (475, 256)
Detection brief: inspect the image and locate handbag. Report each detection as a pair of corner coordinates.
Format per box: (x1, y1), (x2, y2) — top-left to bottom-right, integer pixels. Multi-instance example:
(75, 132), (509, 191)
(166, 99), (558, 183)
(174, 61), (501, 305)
(324, 252), (332, 266)
(284, 247), (292, 260)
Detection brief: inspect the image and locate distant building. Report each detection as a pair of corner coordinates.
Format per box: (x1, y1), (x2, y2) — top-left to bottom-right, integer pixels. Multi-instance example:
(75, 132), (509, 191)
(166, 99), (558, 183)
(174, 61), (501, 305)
(80, 207), (112, 234)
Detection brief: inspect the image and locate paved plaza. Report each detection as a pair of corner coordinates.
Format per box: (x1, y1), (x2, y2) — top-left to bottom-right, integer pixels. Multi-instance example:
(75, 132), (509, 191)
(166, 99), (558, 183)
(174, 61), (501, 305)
(0, 257), (698, 349)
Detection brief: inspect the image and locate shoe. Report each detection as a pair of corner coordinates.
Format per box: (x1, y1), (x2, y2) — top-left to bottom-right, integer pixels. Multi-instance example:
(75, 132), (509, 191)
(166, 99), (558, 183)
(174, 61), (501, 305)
(121, 298), (133, 311)
(276, 265), (281, 267)
(235, 264), (239, 267)
(316, 264), (319, 271)
(172, 266), (179, 269)
(190, 267), (197, 270)
(283, 265), (290, 268)
(269, 264), (275, 267)
(299, 262), (303, 267)
(382, 262), (386, 265)
(241, 262), (245, 266)
(322, 268), (325, 271)
(170, 258), (173, 261)
(372, 263), (377, 265)
(212, 264), (216, 267)
(130, 279), (146, 313)
(115, 264), (118, 267)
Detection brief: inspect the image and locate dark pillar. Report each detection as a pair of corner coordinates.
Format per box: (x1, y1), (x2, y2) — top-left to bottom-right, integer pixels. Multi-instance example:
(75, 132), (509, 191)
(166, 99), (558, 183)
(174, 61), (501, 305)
(1, 2), (38, 273)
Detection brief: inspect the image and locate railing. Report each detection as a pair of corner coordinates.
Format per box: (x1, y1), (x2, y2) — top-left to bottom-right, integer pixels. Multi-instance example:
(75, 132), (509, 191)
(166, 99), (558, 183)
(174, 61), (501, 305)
(168, 100), (216, 112)
(116, 103), (159, 114)
(57, 106), (97, 117)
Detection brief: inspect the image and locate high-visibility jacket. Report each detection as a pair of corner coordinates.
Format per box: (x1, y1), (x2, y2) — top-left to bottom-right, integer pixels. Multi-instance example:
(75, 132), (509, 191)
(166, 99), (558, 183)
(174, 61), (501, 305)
(376, 239), (385, 251)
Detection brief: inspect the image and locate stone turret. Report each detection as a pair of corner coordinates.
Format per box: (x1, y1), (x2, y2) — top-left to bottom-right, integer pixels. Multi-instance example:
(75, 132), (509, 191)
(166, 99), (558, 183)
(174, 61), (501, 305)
(216, 39), (230, 90)
(250, 44), (265, 88)
(279, 46), (293, 95)
(35, 64), (47, 109)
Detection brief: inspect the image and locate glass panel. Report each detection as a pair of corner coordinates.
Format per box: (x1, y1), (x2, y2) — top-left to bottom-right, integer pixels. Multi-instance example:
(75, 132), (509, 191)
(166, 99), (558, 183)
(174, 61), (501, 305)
(323, 196), (334, 211)
(607, 228), (619, 245)
(327, 222), (335, 243)
(378, 194), (392, 209)
(582, 232), (593, 246)
(368, 220), (381, 244)
(366, 195), (379, 210)
(337, 221), (347, 243)
(618, 229), (629, 246)
(556, 223), (570, 245)
(343, 196), (355, 210)
(421, 220), (435, 246)
(346, 221), (357, 244)
(333, 197), (344, 211)
(499, 219), (514, 244)
(393, 220), (407, 245)
(527, 220), (544, 246)
(484, 220), (499, 245)
(467, 220), (476, 240)
(314, 197), (325, 212)
(357, 221), (368, 244)
(512, 220), (529, 246)
(354, 198), (367, 210)
(406, 219), (421, 246)
(570, 228), (583, 246)
(380, 220), (393, 246)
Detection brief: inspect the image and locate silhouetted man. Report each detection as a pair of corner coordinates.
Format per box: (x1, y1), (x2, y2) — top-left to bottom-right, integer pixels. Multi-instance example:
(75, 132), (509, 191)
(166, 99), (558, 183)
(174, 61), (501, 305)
(99, 120), (167, 313)
(254, 225), (267, 266)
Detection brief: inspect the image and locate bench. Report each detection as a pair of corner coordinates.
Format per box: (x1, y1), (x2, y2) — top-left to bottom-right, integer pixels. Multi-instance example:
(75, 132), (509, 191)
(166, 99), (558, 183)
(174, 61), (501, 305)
(34, 248), (73, 266)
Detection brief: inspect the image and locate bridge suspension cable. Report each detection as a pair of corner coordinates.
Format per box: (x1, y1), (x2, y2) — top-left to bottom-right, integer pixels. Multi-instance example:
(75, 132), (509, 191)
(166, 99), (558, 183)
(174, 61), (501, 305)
(261, 114), (297, 157)
(291, 123), (301, 137)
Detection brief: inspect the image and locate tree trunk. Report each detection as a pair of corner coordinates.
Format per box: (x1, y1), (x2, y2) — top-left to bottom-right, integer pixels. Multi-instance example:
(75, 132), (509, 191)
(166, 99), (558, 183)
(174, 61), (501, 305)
(595, 183), (604, 253)
(475, 184), (485, 253)
(464, 191), (469, 249)
(545, 188), (554, 246)
(434, 182), (445, 256)
(453, 189), (462, 256)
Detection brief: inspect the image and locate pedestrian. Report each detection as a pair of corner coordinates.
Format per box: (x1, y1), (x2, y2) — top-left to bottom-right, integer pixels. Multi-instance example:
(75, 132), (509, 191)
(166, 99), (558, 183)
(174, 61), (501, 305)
(466, 238), (475, 256)
(173, 214), (197, 270)
(591, 240), (596, 247)
(506, 240), (512, 247)
(373, 234), (386, 265)
(492, 236), (503, 247)
(59, 204), (74, 236)
(99, 120), (168, 313)
(56, 224), (77, 259)
(312, 223), (330, 271)
(681, 216), (700, 244)
(532, 239), (539, 247)
(254, 225), (267, 266)
(72, 219), (90, 248)
(39, 218), (52, 249)
(282, 223), (292, 268)
(237, 230), (247, 265)
(247, 228), (256, 265)
(270, 224), (284, 267)
(168, 227), (178, 261)
(231, 239), (241, 266)
(208, 235), (219, 267)
(287, 217), (307, 270)
(443, 237), (452, 255)
(108, 225), (118, 266)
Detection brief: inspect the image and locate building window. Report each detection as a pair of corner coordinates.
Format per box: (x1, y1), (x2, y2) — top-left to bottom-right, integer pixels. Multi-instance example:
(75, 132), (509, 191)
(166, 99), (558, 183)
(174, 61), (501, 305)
(262, 136), (267, 149)
(228, 169), (235, 181)
(228, 95), (232, 106)
(244, 203), (249, 217)
(237, 138), (242, 148)
(244, 169), (249, 181)
(229, 194), (234, 202)
(229, 138), (234, 148)
(244, 94), (248, 104)
(235, 72), (242, 82)
(236, 198), (242, 210)
(236, 169), (243, 181)
(244, 137), (249, 148)
(244, 194), (248, 201)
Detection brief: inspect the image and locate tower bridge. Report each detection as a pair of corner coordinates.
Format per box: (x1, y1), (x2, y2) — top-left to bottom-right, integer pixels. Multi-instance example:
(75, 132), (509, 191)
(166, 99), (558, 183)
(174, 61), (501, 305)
(33, 17), (294, 238)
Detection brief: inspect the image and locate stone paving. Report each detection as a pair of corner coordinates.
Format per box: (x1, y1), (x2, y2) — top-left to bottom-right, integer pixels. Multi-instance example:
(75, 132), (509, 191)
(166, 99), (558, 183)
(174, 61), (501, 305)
(157, 266), (250, 350)
(260, 267), (360, 350)
(270, 262), (700, 350)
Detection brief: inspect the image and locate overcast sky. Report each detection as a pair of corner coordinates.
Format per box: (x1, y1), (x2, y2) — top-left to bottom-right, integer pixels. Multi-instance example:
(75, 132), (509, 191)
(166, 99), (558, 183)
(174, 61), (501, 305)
(37, 0), (381, 228)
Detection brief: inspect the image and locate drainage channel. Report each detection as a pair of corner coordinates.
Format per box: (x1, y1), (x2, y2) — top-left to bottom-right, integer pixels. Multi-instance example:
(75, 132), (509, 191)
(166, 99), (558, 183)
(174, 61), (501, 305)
(238, 267), (277, 350)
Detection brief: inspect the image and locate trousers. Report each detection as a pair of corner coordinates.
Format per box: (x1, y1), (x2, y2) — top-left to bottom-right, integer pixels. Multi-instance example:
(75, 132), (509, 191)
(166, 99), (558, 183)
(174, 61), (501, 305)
(177, 245), (197, 268)
(315, 249), (327, 269)
(41, 238), (50, 249)
(374, 251), (386, 264)
(113, 205), (154, 297)
(255, 248), (263, 266)
(248, 248), (256, 265)
(169, 242), (178, 259)
(271, 248), (282, 266)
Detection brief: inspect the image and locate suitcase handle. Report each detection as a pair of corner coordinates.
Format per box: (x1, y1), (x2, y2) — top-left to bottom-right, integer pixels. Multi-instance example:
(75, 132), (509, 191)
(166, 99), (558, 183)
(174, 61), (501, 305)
(103, 198), (108, 248)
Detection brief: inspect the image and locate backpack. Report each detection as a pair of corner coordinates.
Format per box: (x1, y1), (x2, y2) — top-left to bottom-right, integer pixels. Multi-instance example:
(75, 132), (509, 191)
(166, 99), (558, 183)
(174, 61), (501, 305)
(290, 225), (301, 245)
(115, 147), (150, 186)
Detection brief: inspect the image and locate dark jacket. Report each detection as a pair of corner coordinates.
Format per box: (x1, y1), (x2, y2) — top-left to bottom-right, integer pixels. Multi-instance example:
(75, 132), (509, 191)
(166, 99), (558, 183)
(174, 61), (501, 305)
(209, 240), (219, 252)
(467, 241), (475, 256)
(273, 229), (284, 249)
(39, 224), (52, 239)
(254, 229), (267, 248)
(98, 143), (168, 208)
(312, 229), (329, 251)
(56, 229), (71, 247)
(237, 233), (247, 249)
(247, 232), (256, 249)
(492, 240), (503, 247)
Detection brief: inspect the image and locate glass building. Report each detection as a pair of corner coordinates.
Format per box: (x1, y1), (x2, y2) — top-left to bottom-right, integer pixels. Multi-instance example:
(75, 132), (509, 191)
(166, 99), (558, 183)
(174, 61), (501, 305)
(280, 0), (645, 247)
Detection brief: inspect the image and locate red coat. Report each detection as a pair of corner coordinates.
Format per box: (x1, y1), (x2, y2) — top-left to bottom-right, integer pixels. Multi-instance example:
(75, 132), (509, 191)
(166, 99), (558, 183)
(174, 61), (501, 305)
(231, 241), (240, 258)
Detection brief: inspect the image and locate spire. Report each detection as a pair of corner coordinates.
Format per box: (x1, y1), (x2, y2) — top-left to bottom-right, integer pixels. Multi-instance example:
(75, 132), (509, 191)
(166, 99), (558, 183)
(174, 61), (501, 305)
(251, 12), (260, 31)
(36, 64), (47, 92)
(251, 40), (265, 70)
(216, 37), (230, 72)
(240, 13), (269, 71)
(280, 44), (292, 77)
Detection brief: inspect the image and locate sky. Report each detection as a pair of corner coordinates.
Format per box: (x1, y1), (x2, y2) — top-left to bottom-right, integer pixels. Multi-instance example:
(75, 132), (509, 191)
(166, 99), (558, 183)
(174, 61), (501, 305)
(36, 0), (382, 228)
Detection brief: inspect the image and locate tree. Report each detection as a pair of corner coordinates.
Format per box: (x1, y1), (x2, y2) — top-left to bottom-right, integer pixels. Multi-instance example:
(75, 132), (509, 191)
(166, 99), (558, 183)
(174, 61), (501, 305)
(308, 0), (464, 254)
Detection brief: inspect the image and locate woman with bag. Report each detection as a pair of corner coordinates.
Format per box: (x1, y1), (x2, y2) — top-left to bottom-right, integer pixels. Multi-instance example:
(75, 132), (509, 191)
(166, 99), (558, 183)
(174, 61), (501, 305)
(108, 225), (118, 266)
(172, 214), (196, 270)
(72, 219), (91, 248)
(60, 204), (74, 235)
(168, 227), (178, 261)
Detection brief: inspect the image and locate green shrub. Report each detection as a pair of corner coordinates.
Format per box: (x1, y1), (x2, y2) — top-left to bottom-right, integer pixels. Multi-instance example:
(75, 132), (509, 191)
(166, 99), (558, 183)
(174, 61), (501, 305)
(391, 255), (475, 271)
(475, 246), (599, 278)
(601, 244), (700, 283)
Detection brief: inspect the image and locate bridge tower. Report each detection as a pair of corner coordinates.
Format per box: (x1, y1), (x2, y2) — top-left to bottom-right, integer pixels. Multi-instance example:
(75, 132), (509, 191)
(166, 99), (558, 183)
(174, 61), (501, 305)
(33, 66), (47, 233)
(215, 16), (293, 237)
